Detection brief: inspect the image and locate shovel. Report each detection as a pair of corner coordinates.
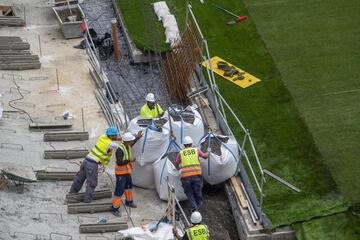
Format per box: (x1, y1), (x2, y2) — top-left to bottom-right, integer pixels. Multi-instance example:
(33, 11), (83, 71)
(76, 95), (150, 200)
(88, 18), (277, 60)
(212, 3), (248, 25)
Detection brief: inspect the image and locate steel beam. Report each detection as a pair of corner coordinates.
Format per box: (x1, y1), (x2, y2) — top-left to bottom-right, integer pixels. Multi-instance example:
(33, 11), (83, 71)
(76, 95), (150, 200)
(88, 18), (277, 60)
(66, 189), (112, 203)
(79, 222), (128, 233)
(44, 131), (89, 142)
(67, 201), (113, 214)
(36, 171), (76, 181)
(44, 149), (88, 159)
(29, 122), (72, 130)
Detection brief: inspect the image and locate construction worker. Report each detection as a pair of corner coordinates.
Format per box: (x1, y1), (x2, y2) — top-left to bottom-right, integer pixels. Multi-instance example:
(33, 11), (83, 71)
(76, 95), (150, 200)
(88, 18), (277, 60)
(139, 93), (164, 118)
(112, 131), (143, 216)
(173, 211), (210, 240)
(175, 136), (209, 212)
(69, 127), (121, 203)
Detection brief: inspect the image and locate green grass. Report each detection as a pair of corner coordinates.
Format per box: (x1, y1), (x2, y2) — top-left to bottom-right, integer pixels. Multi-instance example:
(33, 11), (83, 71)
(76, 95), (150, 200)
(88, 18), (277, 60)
(243, 0), (360, 206)
(115, 0), (357, 236)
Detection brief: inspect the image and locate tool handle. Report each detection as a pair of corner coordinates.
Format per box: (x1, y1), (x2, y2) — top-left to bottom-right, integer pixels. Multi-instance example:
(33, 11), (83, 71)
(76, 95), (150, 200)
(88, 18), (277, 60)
(237, 15), (248, 22)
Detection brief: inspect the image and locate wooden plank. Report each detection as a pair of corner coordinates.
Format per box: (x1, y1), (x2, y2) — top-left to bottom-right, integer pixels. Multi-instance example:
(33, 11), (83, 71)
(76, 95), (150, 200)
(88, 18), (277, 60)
(44, 149), (89, 159)
(67, 201), (113, 214)
(66, 189), (112, 203)
(79, 222), (128, 233)
(44, 131), (89, 142)
(229, 176), (248, 209)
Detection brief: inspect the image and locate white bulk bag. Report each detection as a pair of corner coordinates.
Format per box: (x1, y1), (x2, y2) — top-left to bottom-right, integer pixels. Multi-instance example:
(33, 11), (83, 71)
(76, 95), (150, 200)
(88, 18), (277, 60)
(128, 116), (170, 166)
(165, 29), (179, 44)
(200, 134), (239, 185)
(132, 162), (155, 189)
(153, 1), (169, 14)
(156, 8), (171, 21)
(169, 105), (205, 147)
(162, 15), (177, 28)
(153, 150), (187, 201)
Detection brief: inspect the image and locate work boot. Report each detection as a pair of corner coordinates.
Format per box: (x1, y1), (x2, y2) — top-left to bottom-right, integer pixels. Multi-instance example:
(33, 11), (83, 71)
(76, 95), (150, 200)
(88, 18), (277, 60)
(125, 201), (137, 208)
(111, 208), (121, 217)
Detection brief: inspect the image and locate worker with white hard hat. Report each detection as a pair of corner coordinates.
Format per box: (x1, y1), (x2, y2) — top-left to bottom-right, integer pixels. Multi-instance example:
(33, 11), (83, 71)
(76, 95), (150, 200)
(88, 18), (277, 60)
(173, 211), (210, 240)
(69, 127), (121, 203)
(139, 93), (164, 118)
(112, 131), (143, 217)
(175, 136), (209, 212)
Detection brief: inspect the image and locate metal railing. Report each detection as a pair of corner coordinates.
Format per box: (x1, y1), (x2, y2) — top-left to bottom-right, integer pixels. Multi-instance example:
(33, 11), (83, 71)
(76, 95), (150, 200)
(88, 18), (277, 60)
(82, 15), (128, 131)
(186, 4), (300, 226)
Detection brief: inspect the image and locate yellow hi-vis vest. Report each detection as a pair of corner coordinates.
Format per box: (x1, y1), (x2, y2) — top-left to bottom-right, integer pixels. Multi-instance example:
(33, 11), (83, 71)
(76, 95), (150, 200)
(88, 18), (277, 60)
(115, 144), (133, 175)
(185, 224), (210, 240)
(179, 147), (201, 178)
(139, 103), (164, 118)
(88, 135), (113, 165)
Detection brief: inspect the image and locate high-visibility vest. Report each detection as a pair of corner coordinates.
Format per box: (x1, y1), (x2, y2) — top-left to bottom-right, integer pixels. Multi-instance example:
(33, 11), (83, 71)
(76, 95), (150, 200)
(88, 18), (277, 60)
(139, 103), (163, 118)
(115, 144), (132, 175)
(88, 135), (113, 165)
(185, 224), (210, 240)
(179, 147), (201, 178)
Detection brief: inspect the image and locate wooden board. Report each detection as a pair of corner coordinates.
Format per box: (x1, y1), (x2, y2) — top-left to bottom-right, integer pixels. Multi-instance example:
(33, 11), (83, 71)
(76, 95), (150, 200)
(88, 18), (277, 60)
(229, 176), (248, 209)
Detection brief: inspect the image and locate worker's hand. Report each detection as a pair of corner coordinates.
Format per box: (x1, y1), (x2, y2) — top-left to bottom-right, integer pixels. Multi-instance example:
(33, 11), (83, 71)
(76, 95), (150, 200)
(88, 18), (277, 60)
(137, 131), (144, 139)
(170, 131), (176, 140)
(115, 134), (122, 141)
(130, 158), (136, 162)
(98, 165), (105, 173)
(172, 228), (179, 239)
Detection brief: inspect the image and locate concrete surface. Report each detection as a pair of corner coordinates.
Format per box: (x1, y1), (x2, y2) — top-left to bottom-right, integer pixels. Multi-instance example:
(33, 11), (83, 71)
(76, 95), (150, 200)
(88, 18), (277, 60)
(0, 1), (166, 239)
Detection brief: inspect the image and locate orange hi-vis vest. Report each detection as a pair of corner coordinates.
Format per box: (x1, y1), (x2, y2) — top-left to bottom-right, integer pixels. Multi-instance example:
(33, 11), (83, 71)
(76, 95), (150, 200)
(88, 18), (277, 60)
(88, 135), (113, 165)
(115, 144), (132, 175)
(179, 147), (201, 178)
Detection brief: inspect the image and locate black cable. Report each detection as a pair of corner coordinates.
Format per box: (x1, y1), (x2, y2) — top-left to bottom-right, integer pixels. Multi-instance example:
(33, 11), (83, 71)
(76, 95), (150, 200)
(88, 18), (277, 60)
(8, 72), (34, 123)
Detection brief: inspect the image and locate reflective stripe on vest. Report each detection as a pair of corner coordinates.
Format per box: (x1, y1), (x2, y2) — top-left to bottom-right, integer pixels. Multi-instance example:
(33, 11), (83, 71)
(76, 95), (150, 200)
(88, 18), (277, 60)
(185, 224), (209, 240)
(180, 147), (201, 178)
(88, 135), (113, 165)
(140, 104), (162, 118)
(115, 144), (132, 175)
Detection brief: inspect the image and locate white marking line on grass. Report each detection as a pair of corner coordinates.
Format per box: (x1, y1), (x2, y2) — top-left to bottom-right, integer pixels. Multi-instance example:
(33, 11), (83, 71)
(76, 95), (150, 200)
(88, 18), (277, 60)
(320, 88), (360, 96)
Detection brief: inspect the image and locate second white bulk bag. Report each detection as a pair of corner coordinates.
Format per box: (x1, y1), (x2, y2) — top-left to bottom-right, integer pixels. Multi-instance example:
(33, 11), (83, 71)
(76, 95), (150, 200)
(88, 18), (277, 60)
(128, 116), (170, 166)
(168, 105), (205, 147)
(153, 141), (187, 201)
(199, 132), (239, 185)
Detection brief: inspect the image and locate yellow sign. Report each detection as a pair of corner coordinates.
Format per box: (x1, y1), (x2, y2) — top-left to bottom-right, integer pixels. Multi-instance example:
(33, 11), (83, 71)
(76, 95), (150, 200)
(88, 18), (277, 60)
(202, 56), (261, 89)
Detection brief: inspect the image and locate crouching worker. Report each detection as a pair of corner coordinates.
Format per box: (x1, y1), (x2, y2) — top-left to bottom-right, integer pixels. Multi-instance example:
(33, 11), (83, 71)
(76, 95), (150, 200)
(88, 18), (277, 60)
(69, 127), (120, 203)
(112, 131), (143, 216)
(173, 211), (210, 240)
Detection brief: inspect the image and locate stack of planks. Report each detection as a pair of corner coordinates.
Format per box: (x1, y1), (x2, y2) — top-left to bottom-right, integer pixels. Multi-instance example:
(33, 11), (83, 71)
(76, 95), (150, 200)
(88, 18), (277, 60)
(0, 5), (25, 27)
(0, 36), (41, 70)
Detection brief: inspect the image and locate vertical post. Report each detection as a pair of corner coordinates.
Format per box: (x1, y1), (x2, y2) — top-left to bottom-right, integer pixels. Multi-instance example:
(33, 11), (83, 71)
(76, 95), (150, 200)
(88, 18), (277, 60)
(259, 173), (265, 224)
(56, 68), (59, 92)
(81, 107), (85, 132)
(111, 18), (120, 59)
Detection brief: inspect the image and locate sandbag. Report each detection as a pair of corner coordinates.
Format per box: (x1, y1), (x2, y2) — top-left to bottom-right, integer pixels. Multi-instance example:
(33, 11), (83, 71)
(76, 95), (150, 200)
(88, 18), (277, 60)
(128, 116), (170, 166)
(168, 105), (205, 147)
(132, 162), (155, 189)
(153, 151), (187, 201)
(199, 134), (239, 185)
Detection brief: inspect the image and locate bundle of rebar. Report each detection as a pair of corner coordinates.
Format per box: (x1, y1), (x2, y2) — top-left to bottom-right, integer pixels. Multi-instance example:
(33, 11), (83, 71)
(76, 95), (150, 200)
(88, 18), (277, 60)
(162, 22), (202, 104)
(0, 36), (41, 70)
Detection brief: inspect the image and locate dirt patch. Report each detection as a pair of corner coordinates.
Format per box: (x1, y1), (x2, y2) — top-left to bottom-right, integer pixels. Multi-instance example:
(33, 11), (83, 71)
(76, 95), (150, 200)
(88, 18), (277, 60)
(200, 136), (228, 156)
(56, 7), (82, 22)
(170, 110), (195, 124)
(182, 183), (239, 240)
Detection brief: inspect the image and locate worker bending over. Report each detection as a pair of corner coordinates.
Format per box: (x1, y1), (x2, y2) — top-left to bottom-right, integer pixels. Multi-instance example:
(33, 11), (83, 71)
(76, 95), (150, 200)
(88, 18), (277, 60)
(69, 127), (120, 203)
(112, 131), (143, 216)
(139, 93), (164, 118)
(173, 211), (210, 240)
(175, 136), (209, 212)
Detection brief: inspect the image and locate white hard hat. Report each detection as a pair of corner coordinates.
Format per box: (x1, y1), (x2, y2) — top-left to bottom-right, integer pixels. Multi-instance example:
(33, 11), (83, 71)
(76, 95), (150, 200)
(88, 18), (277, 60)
(190, 211), (202, 224)
(146, 93), (155, 102)
(122, 132), (135, 142)
(183, 136), (193, 145)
